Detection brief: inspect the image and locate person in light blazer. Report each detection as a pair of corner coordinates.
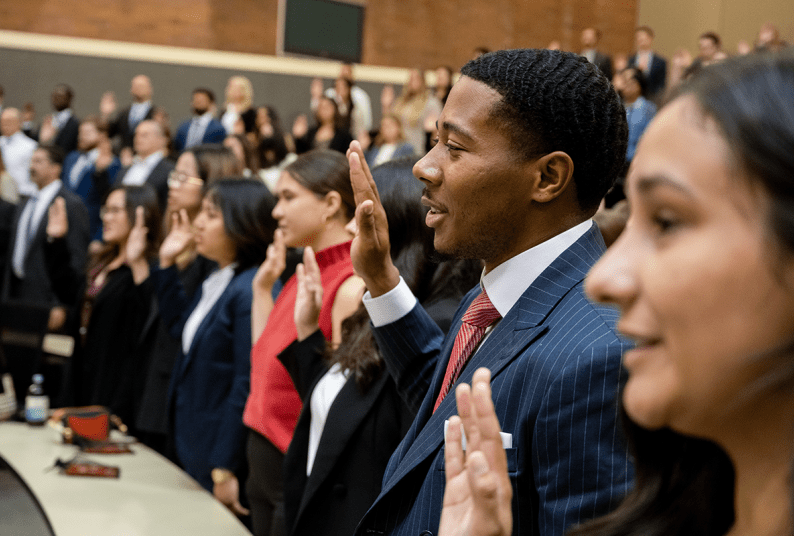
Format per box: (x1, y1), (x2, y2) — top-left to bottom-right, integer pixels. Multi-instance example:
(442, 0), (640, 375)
(127, 178), (277, 520)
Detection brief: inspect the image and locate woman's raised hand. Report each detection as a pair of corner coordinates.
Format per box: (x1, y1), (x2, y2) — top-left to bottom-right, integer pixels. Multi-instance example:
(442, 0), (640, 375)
(438, 368), (513, 536)
(159, 209), (194, 268)
(46, 197), (69, 239)
(254, 228), (287, 293)
(125, 206), (149, 263)
(294, 246), (324, 341)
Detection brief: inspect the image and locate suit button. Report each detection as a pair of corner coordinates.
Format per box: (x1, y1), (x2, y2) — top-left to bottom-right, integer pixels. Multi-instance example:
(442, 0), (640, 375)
(332, 483), (347, 497)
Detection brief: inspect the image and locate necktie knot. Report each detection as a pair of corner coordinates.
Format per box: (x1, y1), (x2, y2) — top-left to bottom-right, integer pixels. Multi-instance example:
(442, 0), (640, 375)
(462, 290), (501, 328)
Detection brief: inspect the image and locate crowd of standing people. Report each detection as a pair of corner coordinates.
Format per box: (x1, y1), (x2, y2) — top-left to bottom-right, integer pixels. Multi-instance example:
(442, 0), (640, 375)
(0, 18), (793, 536)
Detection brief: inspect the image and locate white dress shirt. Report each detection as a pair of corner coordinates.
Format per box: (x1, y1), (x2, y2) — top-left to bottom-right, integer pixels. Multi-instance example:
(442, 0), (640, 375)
(51, 109), (73, 132)
(182, 264), (237, 354)
(128, 101), (152, 130)
(0, 131), (38, 196)
(364, 220), (594, 333)
(68, 147), (100, 188)
(307, 362), (350, 475)
(185, 112), (214, 149)
(122, 151), (165, 186)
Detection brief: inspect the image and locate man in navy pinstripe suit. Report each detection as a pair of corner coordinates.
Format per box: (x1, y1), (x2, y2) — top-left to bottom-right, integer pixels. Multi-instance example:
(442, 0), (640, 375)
(346, 49), (632, 536)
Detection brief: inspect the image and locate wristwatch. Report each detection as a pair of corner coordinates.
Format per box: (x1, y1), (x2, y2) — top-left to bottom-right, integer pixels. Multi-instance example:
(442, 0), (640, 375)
(211, 468), (234, 485)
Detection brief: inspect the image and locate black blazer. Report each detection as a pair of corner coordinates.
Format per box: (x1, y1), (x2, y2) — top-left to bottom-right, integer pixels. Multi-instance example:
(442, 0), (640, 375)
(592, 51), (613, 80)
(279, 331), (415, 536)
(3, 185), (89, 310)
(628, 52), (667, 100)
(54, 115), (80, 154)
(115, 157), (175, 211)
(108, 104), (156, 150)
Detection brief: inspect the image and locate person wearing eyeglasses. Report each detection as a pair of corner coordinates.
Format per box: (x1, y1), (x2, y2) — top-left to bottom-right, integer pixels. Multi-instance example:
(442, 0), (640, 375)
(46, 184), (161, 432)
(134, 143), (243, 452)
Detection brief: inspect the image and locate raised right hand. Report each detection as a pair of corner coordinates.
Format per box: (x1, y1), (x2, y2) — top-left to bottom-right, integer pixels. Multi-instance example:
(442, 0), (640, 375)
(159, 209), (194, 268)
(253, 228), (287, 293)
(46, 197), (69, 239)
(100, 91), (117, 118)
(294, 246), (323, 341)
(125, 206), (149, 263)
(347, 140), (400, 297)
(310, 78), (324, 100)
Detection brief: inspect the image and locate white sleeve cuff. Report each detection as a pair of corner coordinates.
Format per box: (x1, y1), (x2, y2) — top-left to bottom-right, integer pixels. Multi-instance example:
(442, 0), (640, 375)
(362, 276), (418, 327)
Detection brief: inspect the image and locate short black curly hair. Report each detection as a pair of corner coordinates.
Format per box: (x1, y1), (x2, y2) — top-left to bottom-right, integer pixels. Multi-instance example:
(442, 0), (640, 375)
(460, 49), (628, 213)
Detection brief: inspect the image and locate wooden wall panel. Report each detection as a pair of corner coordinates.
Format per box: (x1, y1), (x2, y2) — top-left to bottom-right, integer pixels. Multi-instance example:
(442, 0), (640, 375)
(0, 0), (637, 69)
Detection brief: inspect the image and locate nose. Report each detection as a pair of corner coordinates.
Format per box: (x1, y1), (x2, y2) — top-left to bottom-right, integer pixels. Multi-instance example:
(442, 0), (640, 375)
(413, 149), (441, 185)
(584, 225), (639, 312)
(272, 200), (283, 221)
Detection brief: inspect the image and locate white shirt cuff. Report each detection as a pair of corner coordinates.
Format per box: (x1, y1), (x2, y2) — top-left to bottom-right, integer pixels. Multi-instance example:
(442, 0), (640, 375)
(362, 276), (418, 327)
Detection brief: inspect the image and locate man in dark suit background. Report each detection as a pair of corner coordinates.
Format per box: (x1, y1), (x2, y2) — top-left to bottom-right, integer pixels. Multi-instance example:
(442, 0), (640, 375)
(35, 84), (80, 155)
(115, 119), (174, 210)
(172, 88), (227, 154)
(4, 145), (89, 321)
(348, 49), (631, 536)
(2, 144), (89, 398)
(62, 116), (121, 240)
(102, 74), (155, 152)
(628, 26), (668, 103)
(580, 27), (613, 80)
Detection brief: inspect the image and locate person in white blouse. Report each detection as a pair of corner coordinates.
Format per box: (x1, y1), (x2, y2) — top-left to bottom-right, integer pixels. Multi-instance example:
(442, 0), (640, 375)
(127, 178), (277, 521)
(0, 108), (38, 197)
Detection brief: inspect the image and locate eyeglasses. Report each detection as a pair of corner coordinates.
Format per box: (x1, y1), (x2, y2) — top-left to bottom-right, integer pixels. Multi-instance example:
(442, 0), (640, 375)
(100, 206), (126, 218)
(168, 170), (204, 188)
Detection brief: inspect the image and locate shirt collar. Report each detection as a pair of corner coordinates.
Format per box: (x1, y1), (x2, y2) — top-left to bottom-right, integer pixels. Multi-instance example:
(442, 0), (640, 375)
(36, 179), (63, 200)
(481, 220), (593, 317)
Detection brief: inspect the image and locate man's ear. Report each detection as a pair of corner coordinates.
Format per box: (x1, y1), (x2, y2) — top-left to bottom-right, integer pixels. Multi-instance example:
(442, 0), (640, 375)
(530, 151), (574, 203)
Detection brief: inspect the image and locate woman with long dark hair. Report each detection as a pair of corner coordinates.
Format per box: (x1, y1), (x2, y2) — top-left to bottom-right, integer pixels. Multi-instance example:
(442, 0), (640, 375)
(437, 53), (794, 536)
(244, 149), (364, 536)
(134, 143), (241, 450)
(127, 178), (277, 518)
(48, 184), (161, 428)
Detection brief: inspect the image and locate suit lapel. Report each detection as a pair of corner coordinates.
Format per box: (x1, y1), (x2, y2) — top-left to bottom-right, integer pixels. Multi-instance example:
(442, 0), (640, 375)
(178, 276), (228, 377)
(379, 224), (607, 494)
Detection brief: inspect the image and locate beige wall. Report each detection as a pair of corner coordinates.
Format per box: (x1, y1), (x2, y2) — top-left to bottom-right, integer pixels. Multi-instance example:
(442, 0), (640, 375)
(638, 0), (794, 58)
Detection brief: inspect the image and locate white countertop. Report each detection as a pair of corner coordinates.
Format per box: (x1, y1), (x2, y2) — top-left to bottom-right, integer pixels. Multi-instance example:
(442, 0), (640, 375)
(0, 421), (251, 536)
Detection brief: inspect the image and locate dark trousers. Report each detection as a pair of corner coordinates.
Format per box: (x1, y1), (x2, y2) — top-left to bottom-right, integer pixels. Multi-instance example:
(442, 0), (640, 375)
(246, 429), (286, 536)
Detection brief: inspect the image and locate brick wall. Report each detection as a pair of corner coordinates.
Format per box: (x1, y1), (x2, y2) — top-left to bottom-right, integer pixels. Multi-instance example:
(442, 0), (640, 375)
(0, 0), (637, 68)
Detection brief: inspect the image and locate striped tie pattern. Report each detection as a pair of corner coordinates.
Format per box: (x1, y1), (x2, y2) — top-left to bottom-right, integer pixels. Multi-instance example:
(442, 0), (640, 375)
(433, 289), (501, 412)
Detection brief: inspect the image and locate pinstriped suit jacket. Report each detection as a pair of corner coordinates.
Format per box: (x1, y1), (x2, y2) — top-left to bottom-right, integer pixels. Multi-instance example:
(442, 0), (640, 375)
(356, 224), (633, 536)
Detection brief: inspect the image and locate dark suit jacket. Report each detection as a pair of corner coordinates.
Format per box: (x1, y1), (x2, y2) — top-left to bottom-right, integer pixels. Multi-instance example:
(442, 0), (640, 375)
(364, 142), (416, 168)
(115, 157), (175, 211)
(54, 115), (80, 154)
(108, 104), (155, 150)
(279, 331), (415, 536)
(152, 264), (254, 491)
(172, 118), (227, 154)
(628, 52), (667, 100)
(592, 51), (613, 80)
(356, 225), (632, 536)
(3, 184), (89, 311)
(62, 151), (122, 240)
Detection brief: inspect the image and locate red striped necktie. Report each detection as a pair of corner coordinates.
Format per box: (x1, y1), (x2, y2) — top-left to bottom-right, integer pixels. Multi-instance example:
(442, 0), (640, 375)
(433, 289), (501, 412)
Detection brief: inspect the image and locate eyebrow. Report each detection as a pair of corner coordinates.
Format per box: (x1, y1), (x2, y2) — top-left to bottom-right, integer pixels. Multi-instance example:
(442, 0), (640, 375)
(633, 175), (695, 199)
(439, 120), (475, 142)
